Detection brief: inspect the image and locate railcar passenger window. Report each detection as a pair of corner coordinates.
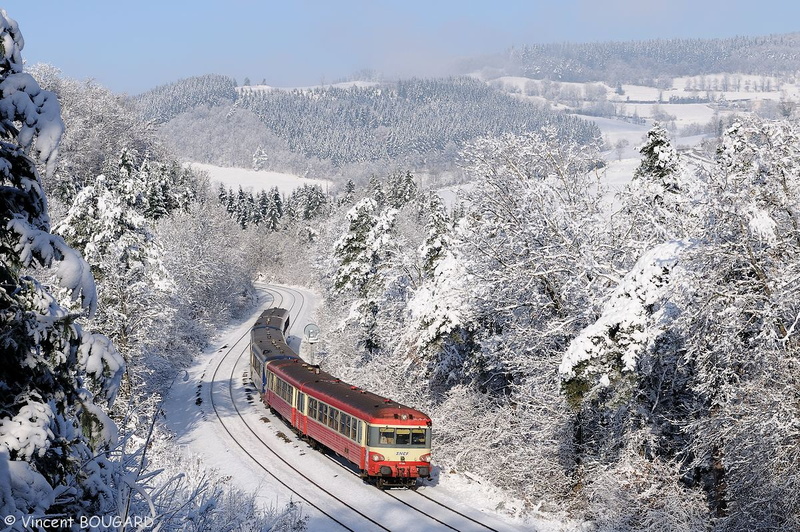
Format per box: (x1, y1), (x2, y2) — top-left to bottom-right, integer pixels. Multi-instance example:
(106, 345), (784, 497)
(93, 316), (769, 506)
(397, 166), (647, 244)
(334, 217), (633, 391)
(412, 429), (426, 445)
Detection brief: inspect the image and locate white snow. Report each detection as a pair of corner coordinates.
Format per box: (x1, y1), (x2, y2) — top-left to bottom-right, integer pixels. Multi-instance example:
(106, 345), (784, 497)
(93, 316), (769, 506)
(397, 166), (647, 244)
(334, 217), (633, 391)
(748, 206), (778, 244)
(186, 162), (332, 196)
(9, 216), (99, 316)
(560, 240), (693, 379)
(6, 457), (54, 514)
(0, 402), (55, 461)
(162, 284), (540, 531)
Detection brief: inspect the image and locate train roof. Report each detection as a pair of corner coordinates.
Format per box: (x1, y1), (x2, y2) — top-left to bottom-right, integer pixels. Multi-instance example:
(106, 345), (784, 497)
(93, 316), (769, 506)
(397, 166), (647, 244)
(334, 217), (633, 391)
(268, 358), (430, 426)
(251, 330), (297, 360)
(253, 309), (290, 331)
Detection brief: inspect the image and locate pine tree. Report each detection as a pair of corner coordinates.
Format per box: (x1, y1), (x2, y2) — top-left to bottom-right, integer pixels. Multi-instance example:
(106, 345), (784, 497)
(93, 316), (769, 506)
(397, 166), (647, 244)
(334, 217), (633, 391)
(386, 170), (418, 208)
(55, 176), (173, 359)
(333, 198), (380, 294)
(217, 182), (228, 204)
(252, 145), (268, 170)
(234, 186), (251, 228)
(368, 175), (385, 207)
(633, 122), (681, 193)
(224, 187), (236, 214)
(340, 178), (356, 206)
(332, 200), (398, 354)
(420, 192), (450, 277)
(262, 187), (283, 232)
(0, 10), (124, 520)
(615, 122), (696, 256)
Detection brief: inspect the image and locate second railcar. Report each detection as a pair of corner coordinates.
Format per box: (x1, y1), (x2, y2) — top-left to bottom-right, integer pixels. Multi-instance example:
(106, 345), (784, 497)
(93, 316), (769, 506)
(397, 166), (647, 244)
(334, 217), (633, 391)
(250, 308), (297, 394)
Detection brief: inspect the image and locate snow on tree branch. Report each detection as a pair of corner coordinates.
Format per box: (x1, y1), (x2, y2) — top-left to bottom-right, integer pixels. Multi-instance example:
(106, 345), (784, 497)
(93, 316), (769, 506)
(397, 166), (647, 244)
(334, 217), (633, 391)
(560, 240), (694, 400)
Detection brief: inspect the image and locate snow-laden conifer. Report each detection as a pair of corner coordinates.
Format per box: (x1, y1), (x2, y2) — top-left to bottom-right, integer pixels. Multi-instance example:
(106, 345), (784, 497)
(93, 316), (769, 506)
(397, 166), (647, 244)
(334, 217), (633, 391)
(55, 175), (174, 359)
(0, 9), (124, 521)
(615, 123), (698, 255)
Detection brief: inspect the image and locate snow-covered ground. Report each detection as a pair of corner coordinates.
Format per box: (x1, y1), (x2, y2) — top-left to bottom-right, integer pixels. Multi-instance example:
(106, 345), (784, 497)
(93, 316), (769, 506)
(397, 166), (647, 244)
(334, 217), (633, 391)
(237, 81), (381, 94)
(187, 162), (333, 196)
(162, 283), (563, 531)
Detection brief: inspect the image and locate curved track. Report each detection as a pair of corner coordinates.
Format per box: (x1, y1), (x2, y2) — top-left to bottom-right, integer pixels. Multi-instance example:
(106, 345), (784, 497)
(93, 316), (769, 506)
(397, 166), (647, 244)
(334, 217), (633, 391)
(196, 283), (516, 531)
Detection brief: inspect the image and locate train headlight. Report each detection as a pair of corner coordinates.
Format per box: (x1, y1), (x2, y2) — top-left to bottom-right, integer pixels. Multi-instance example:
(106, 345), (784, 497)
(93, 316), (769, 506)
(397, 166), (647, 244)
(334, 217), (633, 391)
(420, 453), (431, 463)
(370, 452), (385, 462)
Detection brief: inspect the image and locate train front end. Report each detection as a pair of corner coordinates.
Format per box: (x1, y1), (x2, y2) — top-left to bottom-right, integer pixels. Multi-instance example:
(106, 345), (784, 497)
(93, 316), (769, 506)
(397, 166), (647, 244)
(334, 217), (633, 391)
(364, 409), (432, 489)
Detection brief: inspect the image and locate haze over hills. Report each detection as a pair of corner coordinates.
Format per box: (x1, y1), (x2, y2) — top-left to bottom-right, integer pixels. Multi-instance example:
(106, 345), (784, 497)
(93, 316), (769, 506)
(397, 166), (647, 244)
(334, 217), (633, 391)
(131, 31), (800, 186)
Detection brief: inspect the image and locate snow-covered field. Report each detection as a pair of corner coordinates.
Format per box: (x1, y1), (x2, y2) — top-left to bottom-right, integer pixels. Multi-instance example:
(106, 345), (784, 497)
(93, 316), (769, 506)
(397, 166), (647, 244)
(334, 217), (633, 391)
(237, 81), (381, 94)
(187, 162), (333, 196)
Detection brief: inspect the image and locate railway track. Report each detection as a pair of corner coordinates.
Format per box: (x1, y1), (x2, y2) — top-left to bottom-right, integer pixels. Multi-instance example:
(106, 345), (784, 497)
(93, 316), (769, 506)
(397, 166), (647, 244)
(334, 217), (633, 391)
(199, 283), (516, 531)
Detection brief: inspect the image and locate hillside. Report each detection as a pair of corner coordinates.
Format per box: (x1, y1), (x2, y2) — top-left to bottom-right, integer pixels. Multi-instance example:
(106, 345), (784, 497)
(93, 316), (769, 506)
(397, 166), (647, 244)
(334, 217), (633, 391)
(468, 32), (800, 87)
(133, 75), (601, 174)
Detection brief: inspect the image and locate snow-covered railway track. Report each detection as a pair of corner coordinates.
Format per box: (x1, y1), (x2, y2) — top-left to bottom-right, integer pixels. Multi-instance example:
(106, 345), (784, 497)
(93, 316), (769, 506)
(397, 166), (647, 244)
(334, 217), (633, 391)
(201, 283), (513, 531)
(206, 286), (387, 531)
(320, 450), (503, 532)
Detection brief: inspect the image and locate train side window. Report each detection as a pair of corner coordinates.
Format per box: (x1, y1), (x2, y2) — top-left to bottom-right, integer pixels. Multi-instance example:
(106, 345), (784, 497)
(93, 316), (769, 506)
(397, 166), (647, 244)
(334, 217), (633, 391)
(308, 398), (317, 419)
(297, 393), (305, 413)
(357, 421), (363, 443)
(321, 404), (328, 424)
(330, 410), (339, 429)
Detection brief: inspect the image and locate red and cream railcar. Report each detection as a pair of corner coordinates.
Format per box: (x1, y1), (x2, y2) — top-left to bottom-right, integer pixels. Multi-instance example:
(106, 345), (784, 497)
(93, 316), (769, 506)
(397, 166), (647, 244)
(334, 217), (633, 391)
(264, 358), (432, 489)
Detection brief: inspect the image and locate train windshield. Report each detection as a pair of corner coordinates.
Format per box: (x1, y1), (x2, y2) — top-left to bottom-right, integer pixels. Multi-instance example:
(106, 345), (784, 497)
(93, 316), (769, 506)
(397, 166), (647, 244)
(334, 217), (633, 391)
(369, 427), (430, 448)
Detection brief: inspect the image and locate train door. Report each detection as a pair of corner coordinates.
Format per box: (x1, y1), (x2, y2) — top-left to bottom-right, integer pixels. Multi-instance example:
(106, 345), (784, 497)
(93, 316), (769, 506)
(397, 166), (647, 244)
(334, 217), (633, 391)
(266, 371), (275, 407)
(261, 366), (266, 395)
(295, 392), (306, 430)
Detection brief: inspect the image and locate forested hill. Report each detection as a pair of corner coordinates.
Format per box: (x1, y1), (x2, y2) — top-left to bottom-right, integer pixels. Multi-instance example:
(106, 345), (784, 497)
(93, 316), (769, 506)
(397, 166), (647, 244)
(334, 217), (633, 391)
(486, 32), (800, 86)
(132, 75), (601, 169)
(132, 73), (237, 122)
(235, 78), (599, 165)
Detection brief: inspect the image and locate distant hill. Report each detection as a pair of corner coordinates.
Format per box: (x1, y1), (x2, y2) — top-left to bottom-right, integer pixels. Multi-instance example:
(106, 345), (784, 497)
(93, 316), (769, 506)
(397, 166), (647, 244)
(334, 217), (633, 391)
(133, 74), (237, 122)
(134, 75), (601, 170)
(234, 77), (599, 166)
(473, 33), (800, 87)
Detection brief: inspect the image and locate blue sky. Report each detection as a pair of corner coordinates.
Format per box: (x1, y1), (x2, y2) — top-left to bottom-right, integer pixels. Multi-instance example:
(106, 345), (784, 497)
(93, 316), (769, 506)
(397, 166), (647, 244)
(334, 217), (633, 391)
(3, 1), (799, 95)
